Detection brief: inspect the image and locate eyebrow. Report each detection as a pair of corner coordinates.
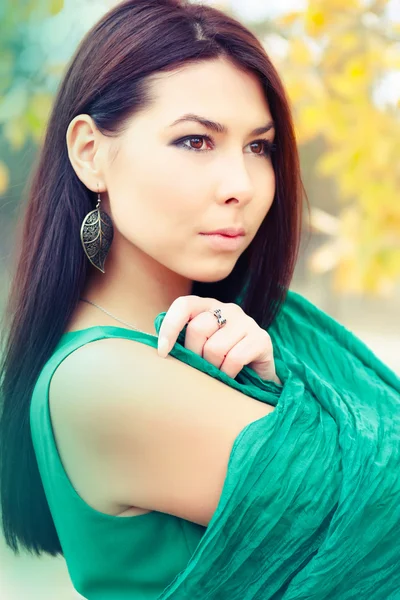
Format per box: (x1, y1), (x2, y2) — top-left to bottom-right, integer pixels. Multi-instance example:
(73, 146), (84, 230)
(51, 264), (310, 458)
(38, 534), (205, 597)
(168, 113), (275, 136)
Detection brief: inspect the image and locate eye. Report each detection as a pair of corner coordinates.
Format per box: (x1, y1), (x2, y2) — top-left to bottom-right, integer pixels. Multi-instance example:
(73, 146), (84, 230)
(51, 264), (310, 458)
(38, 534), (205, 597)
(172, 135), (277, 158)
(173, 135), (213, 152)
(247, 140), (277, 158)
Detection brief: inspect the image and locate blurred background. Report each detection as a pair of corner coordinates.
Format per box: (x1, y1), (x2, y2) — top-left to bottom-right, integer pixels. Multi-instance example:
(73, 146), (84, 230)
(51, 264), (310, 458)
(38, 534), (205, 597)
(0, 0), (399, 597)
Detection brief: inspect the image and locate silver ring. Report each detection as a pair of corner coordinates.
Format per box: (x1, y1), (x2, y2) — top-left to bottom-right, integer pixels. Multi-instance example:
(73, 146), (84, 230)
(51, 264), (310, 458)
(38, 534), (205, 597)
(209, 308), (227, 329)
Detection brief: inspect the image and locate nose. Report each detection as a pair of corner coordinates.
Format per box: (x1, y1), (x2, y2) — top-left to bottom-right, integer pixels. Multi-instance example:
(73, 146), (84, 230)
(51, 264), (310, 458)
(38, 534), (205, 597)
(215, 153), (255, 206)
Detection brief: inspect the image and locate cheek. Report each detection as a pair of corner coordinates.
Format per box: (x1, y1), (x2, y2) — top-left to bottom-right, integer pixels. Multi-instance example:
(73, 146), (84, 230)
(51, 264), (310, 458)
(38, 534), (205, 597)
(267, 160), (276, 194)
(257, 162), (276, 205)
(120, 144), (200, 207)
(267, 175), (276, 214)
(252, 166), (276, 224)
(108, 163), (201, 244)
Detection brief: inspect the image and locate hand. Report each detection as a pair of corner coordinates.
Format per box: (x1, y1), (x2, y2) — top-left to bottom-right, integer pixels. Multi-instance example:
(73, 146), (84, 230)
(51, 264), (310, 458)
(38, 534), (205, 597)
(157, 295), (281, 383)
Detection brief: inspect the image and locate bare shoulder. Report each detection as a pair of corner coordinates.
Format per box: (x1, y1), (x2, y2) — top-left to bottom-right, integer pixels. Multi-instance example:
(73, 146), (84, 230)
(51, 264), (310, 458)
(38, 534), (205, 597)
(49, 337), (156, 516)
(50, 336), (275, 525)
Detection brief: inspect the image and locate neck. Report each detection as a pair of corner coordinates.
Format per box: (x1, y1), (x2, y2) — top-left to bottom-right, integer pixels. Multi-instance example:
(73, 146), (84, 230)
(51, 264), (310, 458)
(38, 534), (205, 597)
(80, 242), (193, 334)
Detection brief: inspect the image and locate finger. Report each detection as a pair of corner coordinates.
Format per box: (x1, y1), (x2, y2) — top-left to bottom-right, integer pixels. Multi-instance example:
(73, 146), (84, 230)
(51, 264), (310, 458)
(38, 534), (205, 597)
(218, 334), (267, 379)
(157, 295), (219, 357)
(200, 326), (247, 365)
(183, 308), (245, 356)
(182, 311), (219, 356)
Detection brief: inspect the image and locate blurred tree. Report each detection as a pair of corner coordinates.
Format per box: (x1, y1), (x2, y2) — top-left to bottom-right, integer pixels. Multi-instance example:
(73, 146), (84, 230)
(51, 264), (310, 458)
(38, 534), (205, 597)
(0, 0), (64, 199)
(267, 0), (400, 295)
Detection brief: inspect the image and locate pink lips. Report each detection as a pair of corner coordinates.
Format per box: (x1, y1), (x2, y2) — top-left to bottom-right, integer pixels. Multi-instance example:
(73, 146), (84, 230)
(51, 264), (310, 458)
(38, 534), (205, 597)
(201, 227), (245, 237)
(199, 232), (245, 251)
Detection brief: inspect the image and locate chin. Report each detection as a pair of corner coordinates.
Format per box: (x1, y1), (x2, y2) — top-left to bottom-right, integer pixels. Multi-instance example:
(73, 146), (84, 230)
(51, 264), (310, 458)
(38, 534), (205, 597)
(188, 264), (237, 283)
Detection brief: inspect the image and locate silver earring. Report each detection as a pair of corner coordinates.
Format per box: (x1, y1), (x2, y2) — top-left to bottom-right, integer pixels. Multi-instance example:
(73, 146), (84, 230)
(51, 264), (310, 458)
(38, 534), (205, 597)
(80, 184), (114, 273)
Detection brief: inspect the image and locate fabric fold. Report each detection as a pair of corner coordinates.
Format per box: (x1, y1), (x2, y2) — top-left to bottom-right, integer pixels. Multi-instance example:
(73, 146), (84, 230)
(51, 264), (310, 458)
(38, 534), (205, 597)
(152, 290), (400, 599)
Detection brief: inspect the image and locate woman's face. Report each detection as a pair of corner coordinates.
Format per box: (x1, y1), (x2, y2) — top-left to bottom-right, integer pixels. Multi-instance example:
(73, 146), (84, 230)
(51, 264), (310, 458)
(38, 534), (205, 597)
(101, 57), (276, 283)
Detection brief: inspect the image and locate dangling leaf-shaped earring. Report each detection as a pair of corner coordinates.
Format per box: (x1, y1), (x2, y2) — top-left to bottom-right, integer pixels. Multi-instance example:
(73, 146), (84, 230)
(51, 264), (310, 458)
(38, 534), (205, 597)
(80, 186), (114, 273)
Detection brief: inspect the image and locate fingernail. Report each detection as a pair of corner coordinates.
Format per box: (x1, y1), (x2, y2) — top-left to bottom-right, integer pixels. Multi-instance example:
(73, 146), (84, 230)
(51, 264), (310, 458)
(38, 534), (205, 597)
(158, 336), (169, 358)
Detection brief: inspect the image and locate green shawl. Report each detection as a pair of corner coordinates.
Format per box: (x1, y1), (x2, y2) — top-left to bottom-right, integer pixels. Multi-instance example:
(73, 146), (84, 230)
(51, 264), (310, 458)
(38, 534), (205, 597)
(154, 289), (400, 599)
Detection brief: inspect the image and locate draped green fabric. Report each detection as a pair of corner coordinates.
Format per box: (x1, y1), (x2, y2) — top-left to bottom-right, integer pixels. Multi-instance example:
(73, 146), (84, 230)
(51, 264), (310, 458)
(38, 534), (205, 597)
(30, 289), (400, 599)
(155, 289), (400, 599)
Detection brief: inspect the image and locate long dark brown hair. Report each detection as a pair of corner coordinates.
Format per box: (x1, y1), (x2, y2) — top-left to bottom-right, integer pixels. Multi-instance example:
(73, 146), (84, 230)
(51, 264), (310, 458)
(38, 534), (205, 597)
(0, 0), (306, 557)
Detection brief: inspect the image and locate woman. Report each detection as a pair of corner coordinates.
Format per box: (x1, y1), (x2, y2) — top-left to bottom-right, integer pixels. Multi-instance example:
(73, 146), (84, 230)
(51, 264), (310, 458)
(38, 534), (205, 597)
(1, 1), (399, 599)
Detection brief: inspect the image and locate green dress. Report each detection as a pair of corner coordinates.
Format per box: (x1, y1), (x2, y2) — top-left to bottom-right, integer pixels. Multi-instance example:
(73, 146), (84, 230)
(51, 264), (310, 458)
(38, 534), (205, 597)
(30, 289), (400, 599)
(30, 325), (207, 600)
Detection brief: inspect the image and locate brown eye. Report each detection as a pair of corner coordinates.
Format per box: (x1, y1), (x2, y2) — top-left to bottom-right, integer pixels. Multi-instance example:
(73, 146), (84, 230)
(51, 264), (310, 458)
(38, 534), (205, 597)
(250, 142), (264, 155)
(246, 140), (276, 158)
(189, 137), (204, 150)
(174, 135), (213, 152)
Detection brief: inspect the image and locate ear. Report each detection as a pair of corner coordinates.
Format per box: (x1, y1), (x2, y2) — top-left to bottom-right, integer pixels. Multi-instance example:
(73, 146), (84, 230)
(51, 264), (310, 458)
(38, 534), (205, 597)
(66, 114), (106, 193)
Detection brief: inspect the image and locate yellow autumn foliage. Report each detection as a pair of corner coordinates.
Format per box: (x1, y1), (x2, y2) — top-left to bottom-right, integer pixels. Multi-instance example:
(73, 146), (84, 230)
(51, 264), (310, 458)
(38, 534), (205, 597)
(272, 0), (400, 295)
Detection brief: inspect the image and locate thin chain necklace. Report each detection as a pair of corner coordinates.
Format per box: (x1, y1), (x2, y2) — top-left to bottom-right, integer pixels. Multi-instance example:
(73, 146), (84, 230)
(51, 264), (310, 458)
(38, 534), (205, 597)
(79, 298), (152, 335)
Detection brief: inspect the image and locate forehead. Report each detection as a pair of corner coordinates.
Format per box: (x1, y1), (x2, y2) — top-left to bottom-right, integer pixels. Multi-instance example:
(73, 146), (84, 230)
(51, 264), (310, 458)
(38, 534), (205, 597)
(144, 57), (272, 128)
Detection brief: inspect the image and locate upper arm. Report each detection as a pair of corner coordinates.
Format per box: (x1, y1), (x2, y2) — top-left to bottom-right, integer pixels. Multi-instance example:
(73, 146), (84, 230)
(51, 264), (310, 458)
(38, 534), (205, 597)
(50, 338), (274, 527)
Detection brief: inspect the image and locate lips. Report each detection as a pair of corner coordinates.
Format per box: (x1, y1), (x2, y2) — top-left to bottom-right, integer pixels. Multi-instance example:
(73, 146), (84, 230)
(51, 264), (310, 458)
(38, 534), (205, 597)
(200, 227), (245, 237)
(200, 232), (245, 251)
